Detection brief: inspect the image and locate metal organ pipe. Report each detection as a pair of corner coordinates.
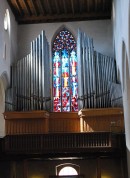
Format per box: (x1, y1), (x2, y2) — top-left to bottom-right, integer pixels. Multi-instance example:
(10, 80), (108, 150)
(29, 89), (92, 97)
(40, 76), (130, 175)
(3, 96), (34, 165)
(77, 29), (117, 109)
(5, 29), (117, 111)
(5, 30), (51, 111)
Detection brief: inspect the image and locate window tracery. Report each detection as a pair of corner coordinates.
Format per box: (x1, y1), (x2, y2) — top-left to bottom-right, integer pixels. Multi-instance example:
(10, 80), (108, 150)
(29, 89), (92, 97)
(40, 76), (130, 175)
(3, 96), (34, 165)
(52, 28), (78, 112)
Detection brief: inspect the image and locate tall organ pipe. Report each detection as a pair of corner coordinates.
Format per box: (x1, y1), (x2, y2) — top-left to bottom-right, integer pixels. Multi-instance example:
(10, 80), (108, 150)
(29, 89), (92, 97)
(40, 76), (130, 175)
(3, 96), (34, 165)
(5, 29), (117, 111)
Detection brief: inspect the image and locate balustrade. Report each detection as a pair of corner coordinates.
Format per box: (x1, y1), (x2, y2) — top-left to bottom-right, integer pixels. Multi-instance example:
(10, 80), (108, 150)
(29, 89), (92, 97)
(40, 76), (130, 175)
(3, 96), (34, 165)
(4, 132), (114, 154)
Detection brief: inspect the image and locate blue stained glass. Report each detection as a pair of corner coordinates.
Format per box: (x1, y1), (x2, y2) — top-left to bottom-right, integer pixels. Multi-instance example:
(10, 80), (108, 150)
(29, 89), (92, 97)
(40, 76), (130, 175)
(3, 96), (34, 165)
(53, 77), (61, 87)
(62, 50), (69, 67)
(70, 50), (77, 67)
(62, 67), (69, 77)
(62, 87), (70, 97)
(53, 51), (61, 67)
(62, 106), (70, 112)
(52, 28), (78, 112)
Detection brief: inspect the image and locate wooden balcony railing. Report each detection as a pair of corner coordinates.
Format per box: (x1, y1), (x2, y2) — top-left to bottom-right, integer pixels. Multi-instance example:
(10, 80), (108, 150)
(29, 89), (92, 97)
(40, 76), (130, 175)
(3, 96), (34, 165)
(3, 108), (124, 135)
(3, 132), (122, 154)
(49, 175), (84, 178)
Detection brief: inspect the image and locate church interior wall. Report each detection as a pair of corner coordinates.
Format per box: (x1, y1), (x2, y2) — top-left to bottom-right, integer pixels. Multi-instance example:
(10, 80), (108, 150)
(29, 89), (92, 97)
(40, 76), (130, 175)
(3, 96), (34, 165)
(0, 0), (17, 80)
(17, 20), (113, 61)
(0, 0), (130, 177)
(0, 0), (18, 138)
(112, 0), (130, 178)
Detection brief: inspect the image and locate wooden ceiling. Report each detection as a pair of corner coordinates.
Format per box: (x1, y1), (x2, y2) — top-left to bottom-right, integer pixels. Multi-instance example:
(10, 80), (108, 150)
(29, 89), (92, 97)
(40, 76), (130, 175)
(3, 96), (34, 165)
(7, 0), (112, 24)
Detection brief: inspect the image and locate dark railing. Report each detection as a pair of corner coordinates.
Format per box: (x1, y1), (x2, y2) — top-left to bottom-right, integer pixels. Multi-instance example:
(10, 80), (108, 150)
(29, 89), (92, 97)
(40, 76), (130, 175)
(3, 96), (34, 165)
(3, 132), (116, 154)
(49, 175), (84, 178)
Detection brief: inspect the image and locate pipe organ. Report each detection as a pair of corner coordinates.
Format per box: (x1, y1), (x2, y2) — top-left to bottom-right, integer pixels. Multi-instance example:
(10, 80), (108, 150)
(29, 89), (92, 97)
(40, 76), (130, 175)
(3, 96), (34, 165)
(5, 29), (119, 112)
(77, 30), (117, 109)
(6, 31), (51, 111)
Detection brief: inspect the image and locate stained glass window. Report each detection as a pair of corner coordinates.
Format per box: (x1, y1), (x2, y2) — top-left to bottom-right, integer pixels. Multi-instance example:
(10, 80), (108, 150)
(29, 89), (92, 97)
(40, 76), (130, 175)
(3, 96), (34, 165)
(52, 28), (78, 112)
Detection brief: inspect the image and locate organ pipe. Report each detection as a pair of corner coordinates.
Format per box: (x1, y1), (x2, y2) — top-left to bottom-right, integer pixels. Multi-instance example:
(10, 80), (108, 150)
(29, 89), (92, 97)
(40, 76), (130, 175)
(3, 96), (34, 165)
(5, 29), (117, 111)
(77, 29), (117, 109)
(5, 30), (51, 111)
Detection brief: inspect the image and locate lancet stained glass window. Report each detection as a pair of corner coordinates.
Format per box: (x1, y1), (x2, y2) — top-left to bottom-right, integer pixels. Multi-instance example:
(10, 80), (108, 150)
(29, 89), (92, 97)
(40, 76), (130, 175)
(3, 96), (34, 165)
(52, 28), (78, 112)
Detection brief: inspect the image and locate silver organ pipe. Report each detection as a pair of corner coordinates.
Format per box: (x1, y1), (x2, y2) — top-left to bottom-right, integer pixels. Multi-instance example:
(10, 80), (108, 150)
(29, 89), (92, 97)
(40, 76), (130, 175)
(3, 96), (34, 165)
(5, 30), (51, 111)
(5, 29), (117, 111)
(77, 29), (117, 109)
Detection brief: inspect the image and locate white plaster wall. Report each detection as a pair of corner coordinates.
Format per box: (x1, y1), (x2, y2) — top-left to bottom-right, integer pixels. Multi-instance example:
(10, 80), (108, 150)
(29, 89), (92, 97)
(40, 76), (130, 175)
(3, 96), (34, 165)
(0, 0), (18, 137)
(0, 0), (17, 81)
(17, 20), (113, 60)
(113, 0), (130, 177)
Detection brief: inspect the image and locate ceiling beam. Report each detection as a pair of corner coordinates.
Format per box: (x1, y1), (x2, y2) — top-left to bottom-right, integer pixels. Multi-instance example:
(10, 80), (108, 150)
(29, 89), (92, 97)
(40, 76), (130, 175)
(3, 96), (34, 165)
(71, 0), (75, 15)
(30, 0), (39, 16)
(102, 0), (105, 11)
(17, 11), (111, 24)
(55, 0), (60, 14)
(23, 0), (32, 16)
(63, 0), (67, 14)
(46, 0), (52, 14)
(94, 0), (98, 12)
(20, 0), (30, 15)
(36, 0), (45, 15)
(11, 0), (24, 16)
(86, 0), (90, 12)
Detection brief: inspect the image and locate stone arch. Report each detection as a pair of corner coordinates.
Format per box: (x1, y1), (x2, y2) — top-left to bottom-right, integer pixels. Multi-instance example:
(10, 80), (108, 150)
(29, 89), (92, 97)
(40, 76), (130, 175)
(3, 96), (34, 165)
(0, 71), (9, 137)
(122, 41), (128, 92)
(0, 71), (9, 90)
(51, 25), (76, 45)
(122, 43), (130, 150)
(124, 54), (130, 99)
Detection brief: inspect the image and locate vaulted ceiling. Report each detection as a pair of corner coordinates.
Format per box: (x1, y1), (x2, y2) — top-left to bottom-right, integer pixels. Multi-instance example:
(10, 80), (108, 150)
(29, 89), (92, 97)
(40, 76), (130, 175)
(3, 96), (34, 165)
(7, 0), (112, 24)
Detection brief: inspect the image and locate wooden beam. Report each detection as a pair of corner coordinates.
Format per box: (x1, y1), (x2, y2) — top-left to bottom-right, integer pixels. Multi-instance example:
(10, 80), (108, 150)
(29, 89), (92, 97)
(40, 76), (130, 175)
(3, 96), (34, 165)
(102, 0), (105, 11)
(37, 0), (46, 15)
(94, 0), (98, 12)
(71, 0), (75, 14)
(46, 0), (52, 14)
(30, 0), (39, 16)
(63, 0), (67, 14)
(9, 0), (24, 16)
(23, 0), (32, 16)
(55, 0), (60, 14)
(17, 11), (111, 24)
(20, 0), (31, 15)
(80, 0), (84, 13)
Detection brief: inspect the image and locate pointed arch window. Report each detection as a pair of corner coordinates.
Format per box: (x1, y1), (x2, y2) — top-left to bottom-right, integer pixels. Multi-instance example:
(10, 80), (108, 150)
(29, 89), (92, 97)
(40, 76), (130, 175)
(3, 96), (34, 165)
(52, 28), (78, 112)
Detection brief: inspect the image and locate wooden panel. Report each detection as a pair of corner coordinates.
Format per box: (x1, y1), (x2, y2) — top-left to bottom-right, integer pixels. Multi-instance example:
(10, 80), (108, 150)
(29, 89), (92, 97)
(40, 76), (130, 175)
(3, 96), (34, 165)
(49, 112), (80, 133)
(4, 132), (112, 153)
(4, 111), (49, 135)
(78, 108), (124, 132)
(4, 108), (124, 135)
(7, 0), (112, 24)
